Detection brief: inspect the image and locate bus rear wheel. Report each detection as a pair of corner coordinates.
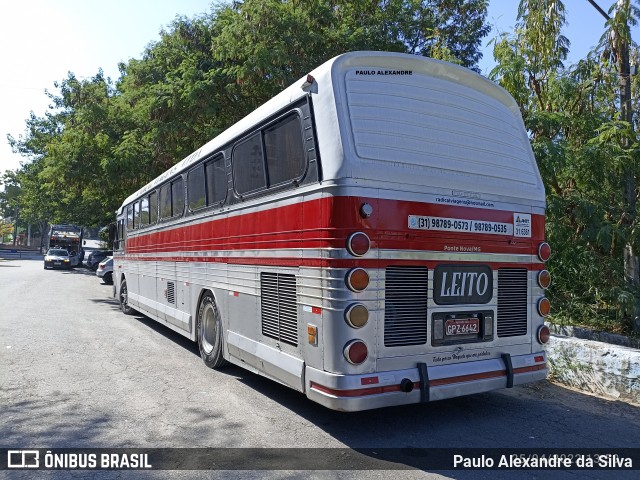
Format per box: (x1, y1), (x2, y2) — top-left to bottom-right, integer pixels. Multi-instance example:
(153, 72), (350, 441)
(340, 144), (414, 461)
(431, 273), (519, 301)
(119, 278), (134, 315)
(197, 293), (228, 369)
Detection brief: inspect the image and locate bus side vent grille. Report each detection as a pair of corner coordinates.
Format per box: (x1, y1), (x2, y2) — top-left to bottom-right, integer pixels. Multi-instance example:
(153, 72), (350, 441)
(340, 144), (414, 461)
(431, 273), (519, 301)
(261, 273), (298, 347)
(497, 268), (528, 337)
(384, 266), (428, 347)
(166, 282), (175, 304)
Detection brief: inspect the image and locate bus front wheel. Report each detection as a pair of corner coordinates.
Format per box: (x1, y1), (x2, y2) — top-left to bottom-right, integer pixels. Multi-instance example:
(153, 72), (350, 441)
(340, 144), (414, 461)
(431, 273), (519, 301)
(197, 293), (228, 369)
(119, 278), (134, 315)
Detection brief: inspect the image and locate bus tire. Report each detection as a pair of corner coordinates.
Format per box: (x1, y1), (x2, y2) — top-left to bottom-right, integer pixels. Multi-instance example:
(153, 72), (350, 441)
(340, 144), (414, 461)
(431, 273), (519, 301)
(197, 292), (228, 369)
(119, 278), (134, 315)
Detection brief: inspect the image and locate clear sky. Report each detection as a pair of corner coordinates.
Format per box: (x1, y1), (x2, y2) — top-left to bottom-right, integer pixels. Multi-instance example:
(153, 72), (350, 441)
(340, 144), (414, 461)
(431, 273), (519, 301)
(0, 0), (638, 177)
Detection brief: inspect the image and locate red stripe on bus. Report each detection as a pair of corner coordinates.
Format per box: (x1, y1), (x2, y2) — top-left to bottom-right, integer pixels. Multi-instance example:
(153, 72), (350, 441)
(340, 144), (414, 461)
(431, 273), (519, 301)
(309, 381), (420, 397)
(124, 196), (545, 255)
(115, 255), (542, 270)
(429, 364), (546, 387)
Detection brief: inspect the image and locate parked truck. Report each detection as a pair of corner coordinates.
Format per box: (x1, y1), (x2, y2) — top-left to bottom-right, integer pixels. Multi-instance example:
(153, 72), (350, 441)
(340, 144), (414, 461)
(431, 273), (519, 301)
(47, 224), (83, 267)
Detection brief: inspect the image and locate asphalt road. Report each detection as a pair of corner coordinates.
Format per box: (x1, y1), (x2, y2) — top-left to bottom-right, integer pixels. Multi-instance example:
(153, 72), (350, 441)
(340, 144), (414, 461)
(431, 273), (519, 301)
(1, 258), (639, 480)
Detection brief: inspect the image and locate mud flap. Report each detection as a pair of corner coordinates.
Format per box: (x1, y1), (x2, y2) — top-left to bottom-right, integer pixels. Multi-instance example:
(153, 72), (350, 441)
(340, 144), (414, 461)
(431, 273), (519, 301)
(501, 353), (514, 388)
(418, 362), (430, 402)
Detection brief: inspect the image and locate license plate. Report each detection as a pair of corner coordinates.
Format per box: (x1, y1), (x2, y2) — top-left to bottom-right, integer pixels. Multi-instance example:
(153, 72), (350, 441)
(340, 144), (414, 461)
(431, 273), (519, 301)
(54, 261), (61, 265)
(445, 318), (479, 335)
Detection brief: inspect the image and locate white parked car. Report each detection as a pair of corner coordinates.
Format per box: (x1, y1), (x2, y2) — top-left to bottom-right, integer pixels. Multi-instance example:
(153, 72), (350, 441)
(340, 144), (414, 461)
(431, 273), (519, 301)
(96, 256), (113, 284)
(44, 248), (72, 270)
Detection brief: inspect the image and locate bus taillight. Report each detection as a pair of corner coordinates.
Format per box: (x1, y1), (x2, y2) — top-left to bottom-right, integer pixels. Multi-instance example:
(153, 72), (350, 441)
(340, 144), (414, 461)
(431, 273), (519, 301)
(345, 303), (368, 328)
(346, 268), (369, 292)
(344, 340), (368, 365)
(537, 325), (551, 344)
(538, 242), (551, 262)
(346, 232), (370, 257)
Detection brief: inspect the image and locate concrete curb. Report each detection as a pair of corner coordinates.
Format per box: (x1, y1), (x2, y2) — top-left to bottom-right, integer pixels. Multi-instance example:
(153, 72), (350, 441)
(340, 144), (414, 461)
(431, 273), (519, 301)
(548, 323), (640, 349)
(545, 334), (640, 405)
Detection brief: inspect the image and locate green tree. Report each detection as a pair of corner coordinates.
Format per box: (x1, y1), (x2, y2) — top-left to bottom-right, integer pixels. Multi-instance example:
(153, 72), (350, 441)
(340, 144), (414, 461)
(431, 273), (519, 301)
(491, 0), (640, 331)
(211, 0), (490, 111)
(117, 14), (229, 175)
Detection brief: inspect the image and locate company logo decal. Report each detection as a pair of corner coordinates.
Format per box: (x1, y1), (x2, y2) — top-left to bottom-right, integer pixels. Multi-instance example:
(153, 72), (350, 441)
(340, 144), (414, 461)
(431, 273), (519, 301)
(433, 265), (493, 305)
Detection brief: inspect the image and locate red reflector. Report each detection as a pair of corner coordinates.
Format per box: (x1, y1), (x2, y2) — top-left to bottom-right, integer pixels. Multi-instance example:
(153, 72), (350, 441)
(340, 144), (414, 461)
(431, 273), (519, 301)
(537, 324), (551, 344)
(311, 306), (322, 314)
(346, 232), (370, 257)
(538, 242), (551, 262)
(361, 376), (379, 385)
(344, 340), (368, 365)
(534, 356), (545, 363)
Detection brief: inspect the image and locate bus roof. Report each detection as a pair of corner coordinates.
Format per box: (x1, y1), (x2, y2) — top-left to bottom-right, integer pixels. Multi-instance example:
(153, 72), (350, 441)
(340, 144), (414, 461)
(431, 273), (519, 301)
(119, 51), (540, 211)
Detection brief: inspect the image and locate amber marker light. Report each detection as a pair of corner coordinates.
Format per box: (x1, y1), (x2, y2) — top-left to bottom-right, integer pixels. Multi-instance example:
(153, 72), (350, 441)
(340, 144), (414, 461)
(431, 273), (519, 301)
(344, 340), (368, 365)
(537, 270), (551, 289)
(346, 232), (370, 257)
(345, 303), (369, 328)
(307, 324), (318, 346)
(346, 268), (370, 292)
(537, 297), (551, 317)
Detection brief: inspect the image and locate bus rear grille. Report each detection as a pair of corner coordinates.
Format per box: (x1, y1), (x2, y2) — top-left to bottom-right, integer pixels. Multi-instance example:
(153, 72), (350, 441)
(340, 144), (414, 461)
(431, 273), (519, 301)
(384, 266), (428, 347)
(261, 273), (298, 347)
(497, 268), (528, 337)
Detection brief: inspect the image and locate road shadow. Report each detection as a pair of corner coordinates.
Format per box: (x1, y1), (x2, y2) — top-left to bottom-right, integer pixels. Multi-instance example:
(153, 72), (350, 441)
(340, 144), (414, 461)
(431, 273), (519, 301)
(61, 266), (99, 277)
(131, 314), (201, 357)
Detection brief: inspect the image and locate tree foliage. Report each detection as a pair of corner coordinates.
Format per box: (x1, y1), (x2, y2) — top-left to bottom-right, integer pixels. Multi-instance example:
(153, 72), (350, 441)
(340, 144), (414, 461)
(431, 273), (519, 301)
(5, 0), (490, 229)
(491, 0), (640, 332)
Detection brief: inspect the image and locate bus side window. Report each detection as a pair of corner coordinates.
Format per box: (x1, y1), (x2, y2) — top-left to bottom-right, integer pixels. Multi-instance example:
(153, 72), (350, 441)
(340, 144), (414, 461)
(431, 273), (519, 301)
(172, 177), (185, 217)
(233, 133), (266, 194)
(133, 201), (140, 229)
(188, 164), (206, 211)
(264, 114), (305, 186)
(160, 183), (172, 219)
(140, 196), (150, 226)
(206, 156), (226, 205)
(118, 219), (125, 249)
(149, 191), (158, 224)
(126, 205), (134, 231)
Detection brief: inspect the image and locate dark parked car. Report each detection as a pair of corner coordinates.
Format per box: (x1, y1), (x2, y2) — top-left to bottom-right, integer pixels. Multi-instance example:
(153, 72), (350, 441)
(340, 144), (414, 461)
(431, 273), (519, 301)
(87, 250), (113, 270)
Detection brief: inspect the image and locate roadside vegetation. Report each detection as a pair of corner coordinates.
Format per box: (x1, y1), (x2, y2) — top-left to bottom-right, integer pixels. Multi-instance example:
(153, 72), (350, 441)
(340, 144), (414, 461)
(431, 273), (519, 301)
(1, 0), (640, 336)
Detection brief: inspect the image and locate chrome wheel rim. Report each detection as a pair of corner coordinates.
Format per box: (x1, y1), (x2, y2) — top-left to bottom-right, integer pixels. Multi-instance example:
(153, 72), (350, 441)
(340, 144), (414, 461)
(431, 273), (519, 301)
(201, 302), (217, 355)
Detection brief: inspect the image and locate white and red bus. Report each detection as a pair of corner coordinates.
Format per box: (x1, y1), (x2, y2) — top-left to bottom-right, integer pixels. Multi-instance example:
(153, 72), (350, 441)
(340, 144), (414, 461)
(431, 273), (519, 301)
(112, 51), (551, 411)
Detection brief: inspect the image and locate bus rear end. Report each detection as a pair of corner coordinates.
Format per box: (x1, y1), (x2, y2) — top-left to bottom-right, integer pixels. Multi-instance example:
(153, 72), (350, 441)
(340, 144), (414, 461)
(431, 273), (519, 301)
(305, 52), (549, 411)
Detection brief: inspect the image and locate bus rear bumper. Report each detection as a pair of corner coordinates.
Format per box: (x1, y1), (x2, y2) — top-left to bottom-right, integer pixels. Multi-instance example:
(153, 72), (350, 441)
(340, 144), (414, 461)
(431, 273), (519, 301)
(305, 352), (547, 412)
